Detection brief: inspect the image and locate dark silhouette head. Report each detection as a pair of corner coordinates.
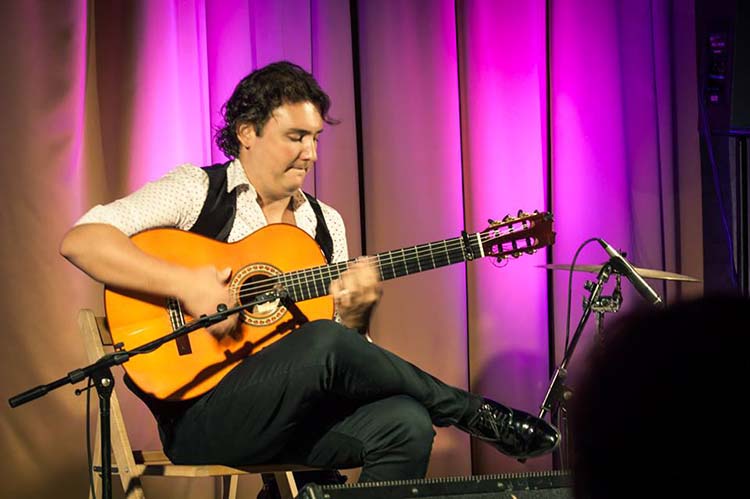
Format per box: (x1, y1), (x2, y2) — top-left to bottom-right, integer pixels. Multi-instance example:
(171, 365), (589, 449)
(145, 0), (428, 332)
(570, 293), (748, 499)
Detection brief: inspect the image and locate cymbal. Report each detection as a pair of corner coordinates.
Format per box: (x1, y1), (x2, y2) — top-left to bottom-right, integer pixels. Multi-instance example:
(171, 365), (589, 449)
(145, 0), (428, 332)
(540, 263), (701, 282)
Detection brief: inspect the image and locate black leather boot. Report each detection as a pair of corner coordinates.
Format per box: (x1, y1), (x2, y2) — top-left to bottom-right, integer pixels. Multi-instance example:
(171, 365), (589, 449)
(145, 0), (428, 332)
(457, 399), (560, 459)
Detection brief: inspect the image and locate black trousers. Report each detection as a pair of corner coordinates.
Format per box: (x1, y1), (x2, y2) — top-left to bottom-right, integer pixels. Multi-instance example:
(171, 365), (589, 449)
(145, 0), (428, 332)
(163, 320), (479, 481)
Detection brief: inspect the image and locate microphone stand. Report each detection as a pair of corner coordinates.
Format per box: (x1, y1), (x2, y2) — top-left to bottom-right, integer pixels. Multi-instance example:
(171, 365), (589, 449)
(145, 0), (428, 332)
(538, 260), (621, 469)
(8, 290), (287, 499)
(592, 274), (622, 336)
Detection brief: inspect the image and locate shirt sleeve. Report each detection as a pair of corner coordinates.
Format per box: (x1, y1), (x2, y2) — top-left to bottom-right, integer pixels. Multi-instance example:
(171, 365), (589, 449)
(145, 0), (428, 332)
(74, 164), (209, 236)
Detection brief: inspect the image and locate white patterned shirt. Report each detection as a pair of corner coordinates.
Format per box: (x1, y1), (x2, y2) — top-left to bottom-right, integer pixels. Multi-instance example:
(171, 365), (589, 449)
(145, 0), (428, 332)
(76, 159), (349, 264)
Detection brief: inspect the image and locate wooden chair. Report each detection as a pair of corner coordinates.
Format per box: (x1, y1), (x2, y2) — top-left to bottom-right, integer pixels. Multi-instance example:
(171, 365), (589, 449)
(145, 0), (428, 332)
(78, 308), (310, 499)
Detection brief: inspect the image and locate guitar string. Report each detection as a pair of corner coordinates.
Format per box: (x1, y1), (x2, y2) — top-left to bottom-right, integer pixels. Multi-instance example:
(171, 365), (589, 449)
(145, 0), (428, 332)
(232, 236), (477, 300)
(233, 229), (540, 301)
(228, 228), (540, 303)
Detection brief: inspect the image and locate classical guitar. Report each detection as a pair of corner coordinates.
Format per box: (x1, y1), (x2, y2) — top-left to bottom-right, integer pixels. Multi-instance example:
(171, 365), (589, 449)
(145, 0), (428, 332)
(105, 210), (555, 401)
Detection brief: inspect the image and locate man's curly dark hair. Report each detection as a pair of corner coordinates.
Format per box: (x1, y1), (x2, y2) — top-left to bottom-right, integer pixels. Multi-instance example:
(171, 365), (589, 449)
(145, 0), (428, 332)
(215, 61), (337, 158)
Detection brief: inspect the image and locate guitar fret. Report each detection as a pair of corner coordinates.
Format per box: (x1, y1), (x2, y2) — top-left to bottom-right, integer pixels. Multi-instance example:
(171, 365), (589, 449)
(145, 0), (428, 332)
(445, 239), (456, 266)
(293, 271), (304, 300)
(312, 270), (320, 298)
(387, 250), (400, 278)
(289, 272), (302, 300)
(417, 243), (433, 271)
(284, 272), (292, 301)
(278, 274), (289, 301)
(432, 241), (446, 268)
(330, 262), (340, 285)
(326, 264), (334, 295)
(307, 269), (316, 298)
(456, 238), (467, 263)
(304, 271), (313, 300)
(291, 275), (300, 302)
(415, 245), (422, 272)
(295, 271), (303, 301)
(391, 250), (401, 278)
(429, 243), (437, 269)
(312, 269), (321, 298)
(409, 248), (417, 274)
(379, 253), (389, 280)
(315, 267), (326, 297)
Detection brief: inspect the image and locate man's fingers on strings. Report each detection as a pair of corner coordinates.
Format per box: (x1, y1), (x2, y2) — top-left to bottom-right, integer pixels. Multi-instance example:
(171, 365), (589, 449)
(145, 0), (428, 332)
(330, 278), (351, 305)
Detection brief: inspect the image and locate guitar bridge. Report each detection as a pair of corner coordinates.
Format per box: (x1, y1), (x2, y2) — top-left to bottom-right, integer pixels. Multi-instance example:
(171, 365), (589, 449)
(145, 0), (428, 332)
(167, 297), (192, 355)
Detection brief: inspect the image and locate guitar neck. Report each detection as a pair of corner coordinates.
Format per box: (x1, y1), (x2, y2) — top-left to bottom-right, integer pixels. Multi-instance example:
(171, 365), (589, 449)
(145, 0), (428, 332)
(280, 233), (483, 302)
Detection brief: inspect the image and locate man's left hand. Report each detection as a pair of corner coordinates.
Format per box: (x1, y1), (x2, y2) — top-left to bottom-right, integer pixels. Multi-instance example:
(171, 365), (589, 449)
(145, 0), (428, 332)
(329, 256), (382, 331)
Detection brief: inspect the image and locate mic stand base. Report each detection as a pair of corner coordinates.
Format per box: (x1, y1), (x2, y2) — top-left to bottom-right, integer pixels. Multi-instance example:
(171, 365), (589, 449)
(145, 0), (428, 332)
(9, 290), (289, 499)
(539, 261), (615, 469)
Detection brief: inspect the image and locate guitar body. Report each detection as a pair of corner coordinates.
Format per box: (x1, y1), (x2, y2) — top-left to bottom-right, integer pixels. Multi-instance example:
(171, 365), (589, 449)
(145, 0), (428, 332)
(104, 224), (333, 401)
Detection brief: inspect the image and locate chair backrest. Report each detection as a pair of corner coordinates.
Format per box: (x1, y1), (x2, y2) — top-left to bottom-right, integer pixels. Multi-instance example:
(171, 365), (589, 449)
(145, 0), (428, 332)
(76, 308), (304, 499)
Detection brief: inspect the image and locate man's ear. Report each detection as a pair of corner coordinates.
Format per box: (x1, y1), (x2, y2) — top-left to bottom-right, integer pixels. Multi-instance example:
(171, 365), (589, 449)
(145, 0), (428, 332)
(237, 123), (256, 149)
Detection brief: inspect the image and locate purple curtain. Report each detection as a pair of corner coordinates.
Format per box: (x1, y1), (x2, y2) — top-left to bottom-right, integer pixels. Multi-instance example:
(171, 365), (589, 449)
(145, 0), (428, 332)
(0, 0), (700, 497)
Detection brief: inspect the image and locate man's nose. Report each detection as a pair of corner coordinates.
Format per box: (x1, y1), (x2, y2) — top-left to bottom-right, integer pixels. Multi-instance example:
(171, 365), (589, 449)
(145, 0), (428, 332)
(300, 137), (317, 161)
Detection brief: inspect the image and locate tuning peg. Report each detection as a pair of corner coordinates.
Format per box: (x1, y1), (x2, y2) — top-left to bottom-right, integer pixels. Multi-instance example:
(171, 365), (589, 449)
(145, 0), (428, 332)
(502, 214), (512, 222)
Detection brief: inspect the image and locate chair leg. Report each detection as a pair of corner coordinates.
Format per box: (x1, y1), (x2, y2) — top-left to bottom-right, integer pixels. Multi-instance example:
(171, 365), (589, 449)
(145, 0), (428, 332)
(123, 477), (147, 499)
(92, 470), (145, 499)
(218, 475), (239, 499)
(274, 471), (298, 499)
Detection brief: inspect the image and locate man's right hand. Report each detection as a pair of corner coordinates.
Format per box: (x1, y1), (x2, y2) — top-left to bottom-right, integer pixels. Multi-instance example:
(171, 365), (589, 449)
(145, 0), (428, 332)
(179, 266), (239, 340)
(61, 224), (240, 339)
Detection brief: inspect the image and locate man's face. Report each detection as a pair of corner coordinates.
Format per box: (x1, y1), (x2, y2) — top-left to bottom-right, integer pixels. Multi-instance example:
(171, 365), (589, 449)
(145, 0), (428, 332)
(242, 101), (324, 198)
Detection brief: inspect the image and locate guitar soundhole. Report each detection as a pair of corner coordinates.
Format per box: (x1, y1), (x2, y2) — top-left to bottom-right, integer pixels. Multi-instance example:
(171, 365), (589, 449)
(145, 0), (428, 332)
(233, 263), (286, 326)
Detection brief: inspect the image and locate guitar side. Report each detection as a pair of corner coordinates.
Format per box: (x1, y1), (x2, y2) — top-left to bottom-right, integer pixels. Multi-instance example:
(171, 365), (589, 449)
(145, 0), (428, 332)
(104, 225), (334, 401)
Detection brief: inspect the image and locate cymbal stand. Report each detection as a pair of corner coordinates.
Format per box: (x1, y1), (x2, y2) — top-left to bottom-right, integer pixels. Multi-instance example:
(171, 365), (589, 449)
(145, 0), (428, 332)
(539, 260), (619, 469)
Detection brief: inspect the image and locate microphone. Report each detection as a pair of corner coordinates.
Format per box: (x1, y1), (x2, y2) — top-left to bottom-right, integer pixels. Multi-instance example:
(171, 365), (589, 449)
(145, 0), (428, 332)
(597, 239), (663, 306)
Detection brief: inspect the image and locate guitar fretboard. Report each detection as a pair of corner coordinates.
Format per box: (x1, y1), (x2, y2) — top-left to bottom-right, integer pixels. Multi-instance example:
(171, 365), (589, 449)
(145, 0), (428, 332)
(277, 234), (485, 302)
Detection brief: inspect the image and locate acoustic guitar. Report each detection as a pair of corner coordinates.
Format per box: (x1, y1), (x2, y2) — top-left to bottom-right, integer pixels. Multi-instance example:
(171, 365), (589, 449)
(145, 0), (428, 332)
(105, 210), (555, 401)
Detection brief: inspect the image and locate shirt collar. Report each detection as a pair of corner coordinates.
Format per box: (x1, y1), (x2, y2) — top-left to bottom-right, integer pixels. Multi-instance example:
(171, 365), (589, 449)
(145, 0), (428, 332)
(227, 158), (308, 210)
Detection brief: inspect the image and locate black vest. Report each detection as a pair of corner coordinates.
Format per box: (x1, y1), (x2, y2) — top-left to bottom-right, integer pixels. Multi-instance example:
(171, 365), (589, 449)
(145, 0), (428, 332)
(189, 161), (334, 263)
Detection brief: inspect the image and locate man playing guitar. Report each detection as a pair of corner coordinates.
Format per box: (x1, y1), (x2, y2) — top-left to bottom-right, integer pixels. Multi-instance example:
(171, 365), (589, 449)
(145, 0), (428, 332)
(60, 61), (559, 484)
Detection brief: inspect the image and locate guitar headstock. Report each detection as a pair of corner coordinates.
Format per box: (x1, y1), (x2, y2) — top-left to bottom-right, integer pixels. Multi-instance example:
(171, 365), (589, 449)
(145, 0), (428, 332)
(480, 210), (555, 260)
